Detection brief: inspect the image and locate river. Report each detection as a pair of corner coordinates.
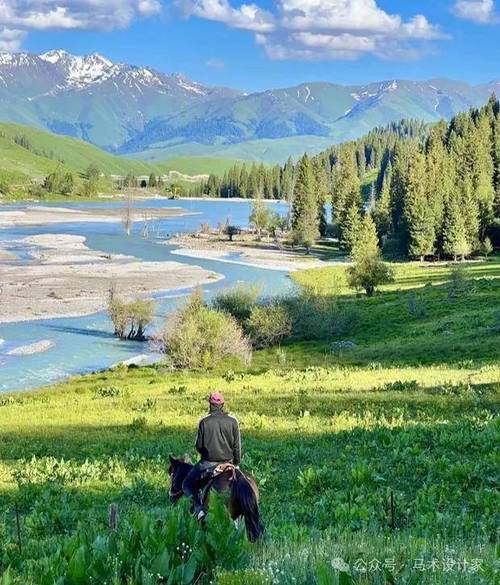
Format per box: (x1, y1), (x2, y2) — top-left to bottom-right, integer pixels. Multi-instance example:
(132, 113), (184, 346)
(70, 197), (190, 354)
(0, 198), (291, 393)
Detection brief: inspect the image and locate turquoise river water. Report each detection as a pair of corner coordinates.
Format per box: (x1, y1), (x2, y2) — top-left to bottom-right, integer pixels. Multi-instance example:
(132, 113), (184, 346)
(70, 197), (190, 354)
(0, 199), (291, 393)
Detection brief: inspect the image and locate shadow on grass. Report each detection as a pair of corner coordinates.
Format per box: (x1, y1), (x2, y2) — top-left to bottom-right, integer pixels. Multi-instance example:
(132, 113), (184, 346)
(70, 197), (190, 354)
(273, 272), (500, 370)
(0, 410), (497, 540)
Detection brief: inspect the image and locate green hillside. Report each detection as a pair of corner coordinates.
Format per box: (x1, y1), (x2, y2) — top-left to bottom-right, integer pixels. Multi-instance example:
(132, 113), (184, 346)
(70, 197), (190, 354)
(0, 123), (243, 193)
(0, 122), (156, 178)
(130, 135), (335, 164)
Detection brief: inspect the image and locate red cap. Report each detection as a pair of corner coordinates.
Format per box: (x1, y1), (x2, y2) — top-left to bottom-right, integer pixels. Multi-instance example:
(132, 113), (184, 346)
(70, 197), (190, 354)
(209, 392), (225, 405)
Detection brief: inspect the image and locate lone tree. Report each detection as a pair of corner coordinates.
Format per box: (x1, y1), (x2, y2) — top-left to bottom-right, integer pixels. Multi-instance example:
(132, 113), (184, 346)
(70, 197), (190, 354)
(249, 196), (271, 239)
(148, 173), (158, 188)
(108, 290), (155, 341)
(291, 154), (319, 253)
(347, 214), (394, 296)
(224, 225), (241, 242)
(82, 164), (100, 196)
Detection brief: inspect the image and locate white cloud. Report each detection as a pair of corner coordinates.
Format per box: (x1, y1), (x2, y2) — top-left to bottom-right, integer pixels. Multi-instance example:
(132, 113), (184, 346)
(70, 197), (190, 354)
(0, 0), (162, 48)
(206, 57), (225, 68)
(179, 0), (447, 61)
(176, 0), (275, 32)
(0, 26), (26, 51)
(400, 15), (446, 40)
(279, 0), (400, 34)
(454, 0), (497, 23)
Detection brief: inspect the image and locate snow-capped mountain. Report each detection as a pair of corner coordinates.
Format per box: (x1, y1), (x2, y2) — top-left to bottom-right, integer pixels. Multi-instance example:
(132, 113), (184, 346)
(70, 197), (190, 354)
(0, 49), (497, 161)
(1, 49), (224, 97)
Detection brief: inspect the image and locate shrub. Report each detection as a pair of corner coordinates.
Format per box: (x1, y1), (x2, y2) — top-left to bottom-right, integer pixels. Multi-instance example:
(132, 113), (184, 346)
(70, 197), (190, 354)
(0, 180), (10, 196)
(161, 291), (251, 369)
(347, 255), (395, 296)
(133, 398), (157, 412)
(481, 237), (493, 257)
(380, 380), (419, 393)
(247, 304), (293, 348)
(108, 291), (155, 340)
(284, 294), (359, 341)
(447, 264), (471, 298)
(27, 182), (46, 198)
(43, 169), (74, 195)
(93, 385), (124, 399)
(212, 284), (260, 325)
(408, 291), (427, 319)
(224, 225), (241, 241)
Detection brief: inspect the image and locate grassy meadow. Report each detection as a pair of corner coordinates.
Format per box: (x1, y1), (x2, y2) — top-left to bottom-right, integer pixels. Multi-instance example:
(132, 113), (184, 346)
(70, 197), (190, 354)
(0, 258), (499, 583)
(0, 122), (242, 199)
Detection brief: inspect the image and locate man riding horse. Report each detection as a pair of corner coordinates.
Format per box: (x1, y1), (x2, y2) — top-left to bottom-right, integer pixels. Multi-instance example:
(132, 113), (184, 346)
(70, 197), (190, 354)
(182, 391), (241, 521)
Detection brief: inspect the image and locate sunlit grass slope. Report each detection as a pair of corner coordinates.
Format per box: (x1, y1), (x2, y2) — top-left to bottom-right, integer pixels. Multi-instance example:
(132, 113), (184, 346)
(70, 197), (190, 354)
(0, 257), (498, 583)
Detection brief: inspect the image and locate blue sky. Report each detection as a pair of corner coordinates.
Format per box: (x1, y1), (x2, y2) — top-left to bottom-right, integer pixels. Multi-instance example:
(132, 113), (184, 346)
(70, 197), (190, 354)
(2, 0), (499, 91)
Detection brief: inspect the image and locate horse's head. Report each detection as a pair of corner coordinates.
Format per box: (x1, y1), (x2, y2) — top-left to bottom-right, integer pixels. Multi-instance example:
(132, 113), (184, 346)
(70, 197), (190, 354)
(168, 455), (192, 503)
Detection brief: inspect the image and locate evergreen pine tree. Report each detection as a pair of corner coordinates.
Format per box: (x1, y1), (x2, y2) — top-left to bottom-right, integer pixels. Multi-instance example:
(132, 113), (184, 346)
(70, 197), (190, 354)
(442, 190), (470, 261)
(239, 165), (248, 198)
(331, 144), (362, 241)
(403, 151), (435, 261)
(312, 158), (329, 236)
(342, 203), (362, 252)
(351, 213), (379, 261)
(291, 155), (320, 252)
(373, 160), (392, 239)
(492, 105), (500, 216)
(282, 157), (295, 202)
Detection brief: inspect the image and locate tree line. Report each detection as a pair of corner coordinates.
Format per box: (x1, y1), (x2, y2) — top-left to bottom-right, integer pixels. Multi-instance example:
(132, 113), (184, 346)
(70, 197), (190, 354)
(194, 160), (294, 200)
(325, 96), (499, 260)
(202, 98), (499, 260)
(196, 119), (428, 202)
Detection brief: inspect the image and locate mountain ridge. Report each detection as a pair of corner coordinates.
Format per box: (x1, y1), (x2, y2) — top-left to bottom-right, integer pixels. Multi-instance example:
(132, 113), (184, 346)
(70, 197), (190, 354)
(0, 49), (498, 163)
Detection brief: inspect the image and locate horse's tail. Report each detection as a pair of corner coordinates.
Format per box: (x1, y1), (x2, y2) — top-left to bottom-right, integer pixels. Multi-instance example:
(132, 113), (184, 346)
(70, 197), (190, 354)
(232, 470), (264, 542)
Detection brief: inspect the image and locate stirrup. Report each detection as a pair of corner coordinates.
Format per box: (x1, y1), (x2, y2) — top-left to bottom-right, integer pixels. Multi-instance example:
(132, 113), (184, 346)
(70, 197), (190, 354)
(196, 509), (206, 521)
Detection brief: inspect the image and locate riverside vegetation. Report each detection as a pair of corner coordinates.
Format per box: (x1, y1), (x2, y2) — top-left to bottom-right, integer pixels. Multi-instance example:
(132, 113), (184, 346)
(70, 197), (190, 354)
(0, 257), (499, 584)
(199, 98), (500, 262)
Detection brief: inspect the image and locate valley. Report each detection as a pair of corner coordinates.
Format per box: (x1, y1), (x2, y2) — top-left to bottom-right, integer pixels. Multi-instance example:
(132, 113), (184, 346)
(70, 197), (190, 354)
(1, 50), (499, 162)
(0, 24), (499, 584)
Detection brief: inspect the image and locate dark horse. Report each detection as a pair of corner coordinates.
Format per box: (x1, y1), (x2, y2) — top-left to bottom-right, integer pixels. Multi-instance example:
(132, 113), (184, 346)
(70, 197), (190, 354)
(168, 456), (263, 542)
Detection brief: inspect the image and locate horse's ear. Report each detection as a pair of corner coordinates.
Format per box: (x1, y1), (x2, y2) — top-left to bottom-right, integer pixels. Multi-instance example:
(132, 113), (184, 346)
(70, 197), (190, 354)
(169, 455), (176, 465)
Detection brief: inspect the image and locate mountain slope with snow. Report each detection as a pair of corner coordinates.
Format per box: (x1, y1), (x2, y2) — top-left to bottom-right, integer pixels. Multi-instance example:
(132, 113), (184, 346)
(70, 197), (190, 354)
(0, 49), (497, 162)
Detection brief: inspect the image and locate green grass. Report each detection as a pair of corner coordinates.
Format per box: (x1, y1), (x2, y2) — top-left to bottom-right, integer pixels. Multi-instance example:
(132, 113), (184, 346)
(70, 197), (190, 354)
(0, 123), (244, 199)
(0, 258), (499, 583)
(0, 122), (158, 178)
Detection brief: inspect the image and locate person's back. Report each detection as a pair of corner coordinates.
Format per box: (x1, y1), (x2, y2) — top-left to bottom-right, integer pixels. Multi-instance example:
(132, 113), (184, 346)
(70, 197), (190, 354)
(182, 392), (241, 520)
(196, 407), (241, 465)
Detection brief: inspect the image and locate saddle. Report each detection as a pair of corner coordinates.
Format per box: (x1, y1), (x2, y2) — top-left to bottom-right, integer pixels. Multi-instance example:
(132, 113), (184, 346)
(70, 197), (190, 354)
(212, 462), (237, 478)
(199, 463), (237, 504)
